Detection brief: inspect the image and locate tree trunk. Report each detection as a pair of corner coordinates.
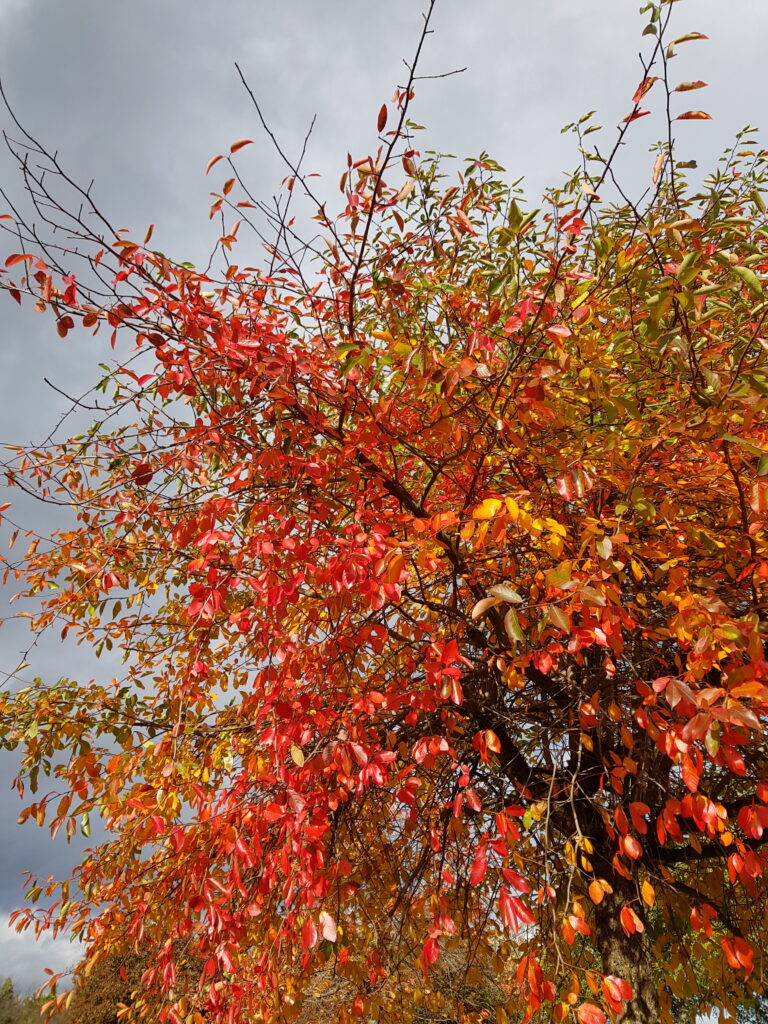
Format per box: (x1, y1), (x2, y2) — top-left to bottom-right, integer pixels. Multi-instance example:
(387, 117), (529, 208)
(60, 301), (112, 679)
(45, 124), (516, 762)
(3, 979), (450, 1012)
(592, 883), (660, 1023)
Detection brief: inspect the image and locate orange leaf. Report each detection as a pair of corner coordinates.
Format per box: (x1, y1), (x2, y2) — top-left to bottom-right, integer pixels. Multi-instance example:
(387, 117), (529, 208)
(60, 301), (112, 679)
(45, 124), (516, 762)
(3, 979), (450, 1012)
(671, 32), (709, 45)
(230, 139), (254, 154)
(674, 80), (708, 92)
(205, 154), (224, 175)
(588, 880), (605, 905)
(675, 111), (712, 121)
(632, 76), (659, 104)
(623, 109), (651, 124)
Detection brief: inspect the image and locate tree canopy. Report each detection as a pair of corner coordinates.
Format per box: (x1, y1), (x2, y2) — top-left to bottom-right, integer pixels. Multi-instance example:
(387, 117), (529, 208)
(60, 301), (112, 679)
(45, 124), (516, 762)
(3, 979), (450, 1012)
(2, 3), (768, 1023)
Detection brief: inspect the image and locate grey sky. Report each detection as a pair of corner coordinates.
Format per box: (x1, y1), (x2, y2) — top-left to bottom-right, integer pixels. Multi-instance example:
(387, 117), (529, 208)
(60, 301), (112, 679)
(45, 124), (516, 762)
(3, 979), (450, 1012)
(1, 0), (767, 996)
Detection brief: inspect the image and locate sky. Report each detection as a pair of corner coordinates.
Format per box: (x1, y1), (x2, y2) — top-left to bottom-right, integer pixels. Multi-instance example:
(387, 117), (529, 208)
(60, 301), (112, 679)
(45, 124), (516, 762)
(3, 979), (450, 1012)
(0, 0), (767, 998)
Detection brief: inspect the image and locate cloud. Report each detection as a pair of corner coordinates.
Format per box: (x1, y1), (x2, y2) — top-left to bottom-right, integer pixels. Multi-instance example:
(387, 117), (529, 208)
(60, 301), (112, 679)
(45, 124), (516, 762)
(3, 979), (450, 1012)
(0, 915), (77, 994)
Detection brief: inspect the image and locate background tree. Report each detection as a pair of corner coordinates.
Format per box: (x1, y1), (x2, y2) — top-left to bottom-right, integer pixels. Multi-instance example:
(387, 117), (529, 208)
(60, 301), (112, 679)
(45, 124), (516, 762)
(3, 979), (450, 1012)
(2, 2), (768, 1023)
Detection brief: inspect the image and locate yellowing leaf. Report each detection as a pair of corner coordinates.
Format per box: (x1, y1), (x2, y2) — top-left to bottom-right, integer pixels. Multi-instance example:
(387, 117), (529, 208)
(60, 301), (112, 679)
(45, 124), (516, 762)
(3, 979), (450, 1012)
(504, 608), (526, 646)
(674, 80), (708, 92)
(733, 265), (763, 297)
(470, 596), (500, 619)
(488, 584), (523, 604)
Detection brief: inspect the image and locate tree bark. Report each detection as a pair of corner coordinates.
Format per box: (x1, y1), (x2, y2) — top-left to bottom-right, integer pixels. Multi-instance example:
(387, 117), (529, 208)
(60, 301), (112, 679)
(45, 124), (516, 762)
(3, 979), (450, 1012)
(592, 882), (660, 1023)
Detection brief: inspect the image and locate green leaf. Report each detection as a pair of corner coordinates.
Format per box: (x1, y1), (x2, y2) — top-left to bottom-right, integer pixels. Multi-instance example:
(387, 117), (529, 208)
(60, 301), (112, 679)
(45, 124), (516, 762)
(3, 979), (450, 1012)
(733, 265), (763, 296)
(722, 434), (766, 457)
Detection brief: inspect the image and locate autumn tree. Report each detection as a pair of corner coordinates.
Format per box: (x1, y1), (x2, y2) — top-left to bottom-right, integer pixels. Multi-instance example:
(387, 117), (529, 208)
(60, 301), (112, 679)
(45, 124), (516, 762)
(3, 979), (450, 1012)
(3, 3), (768, 1023)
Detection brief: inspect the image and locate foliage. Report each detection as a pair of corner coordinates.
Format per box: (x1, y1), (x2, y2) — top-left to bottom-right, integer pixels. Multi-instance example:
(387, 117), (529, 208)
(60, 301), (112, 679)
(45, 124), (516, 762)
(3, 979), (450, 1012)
(0, 978), (49, 1024)
(65, 954), (168, 1024)
(2, 2), (768, 1023)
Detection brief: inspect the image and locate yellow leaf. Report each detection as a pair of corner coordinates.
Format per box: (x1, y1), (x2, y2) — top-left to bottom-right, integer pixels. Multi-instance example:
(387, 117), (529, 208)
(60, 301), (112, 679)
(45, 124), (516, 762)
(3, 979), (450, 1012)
(290, 744), (305, 767)
(474, 498), (503, 520)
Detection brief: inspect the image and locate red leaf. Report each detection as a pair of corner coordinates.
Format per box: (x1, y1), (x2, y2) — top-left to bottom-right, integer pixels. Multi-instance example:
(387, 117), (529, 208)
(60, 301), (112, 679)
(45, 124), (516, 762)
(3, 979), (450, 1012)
(420, 936), (439, 977)
(205, 154), (224, 175)
(377, 104), (388, 132)
(301, 918), (318, 951)
(4, 253), (34, 268)
(464, 788), (481, 812)
(675, 111), (712, 121)
(577, 1002), (607, 1024)
(230, 139), (254, 154)
(620, 906), (644, 935)
(469, 844), (487, 886)
(603, 975), (633, 1003)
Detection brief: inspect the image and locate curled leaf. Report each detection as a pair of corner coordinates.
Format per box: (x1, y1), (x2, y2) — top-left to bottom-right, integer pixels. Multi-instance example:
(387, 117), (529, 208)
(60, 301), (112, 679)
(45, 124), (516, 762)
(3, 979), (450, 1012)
(674, 80), (708, 92)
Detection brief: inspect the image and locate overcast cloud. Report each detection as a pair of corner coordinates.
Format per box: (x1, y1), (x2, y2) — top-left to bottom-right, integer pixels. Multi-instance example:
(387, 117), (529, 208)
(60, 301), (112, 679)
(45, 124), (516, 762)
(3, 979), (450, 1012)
(1, 0), (767, 995)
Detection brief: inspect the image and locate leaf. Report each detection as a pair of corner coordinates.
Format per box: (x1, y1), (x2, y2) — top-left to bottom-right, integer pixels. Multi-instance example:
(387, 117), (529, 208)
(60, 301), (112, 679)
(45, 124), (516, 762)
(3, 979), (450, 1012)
(671, 32), (709, 45)
(484, 729), (501, 753)
(641, 880), (656, 907)
(674, 81), (708, 92)
(652, 152), (665, 184)
(547, 604), (570, 632)
(377, 104), (388, 132)
(632, 77), (659, 104)
(675, 111), (712, 121)
(318, 910), (337, 942)
(205, 154), (224, 174)
(470, 596), (500, 619)
(588, 880), (605, 905)
(733, 265), (763, 296)
(230, 139), (254, 154)
(395, 179), (415, 203)
(469, 845), (487, 886)
(4, 252), (35, 268)
(577, 1003), (607, 1024)
(623, 109), (651, 123)
(473, 498), (503, 519)
(620, 906), (644, 935)
(290, 744), (305, 767)
(504, 608), (526, 646)
(488, 584), (523, 604)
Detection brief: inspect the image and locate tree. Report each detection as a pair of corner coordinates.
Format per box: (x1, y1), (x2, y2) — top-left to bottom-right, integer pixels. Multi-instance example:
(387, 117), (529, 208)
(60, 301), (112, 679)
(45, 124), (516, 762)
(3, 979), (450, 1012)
(0, 978), (52, 1024)
(2, 2), (768, 1023)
